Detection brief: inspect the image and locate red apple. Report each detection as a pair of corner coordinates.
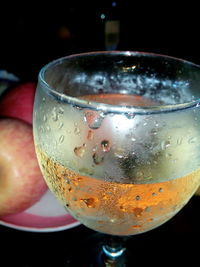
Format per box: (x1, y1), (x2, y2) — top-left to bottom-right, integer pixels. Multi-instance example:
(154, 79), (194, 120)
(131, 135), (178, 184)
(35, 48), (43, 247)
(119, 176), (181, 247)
(0, 82), (36, 125)
(0, 118), (47, 216)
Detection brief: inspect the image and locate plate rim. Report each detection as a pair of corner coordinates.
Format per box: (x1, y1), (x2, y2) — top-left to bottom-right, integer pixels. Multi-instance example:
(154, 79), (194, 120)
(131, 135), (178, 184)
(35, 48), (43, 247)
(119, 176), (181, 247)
(0, 216), (81, 232)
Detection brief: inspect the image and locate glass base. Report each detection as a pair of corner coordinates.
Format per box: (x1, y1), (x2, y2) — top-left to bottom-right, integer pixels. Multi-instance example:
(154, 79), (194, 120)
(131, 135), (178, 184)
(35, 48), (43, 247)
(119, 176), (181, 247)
(65, 231), (130, 266)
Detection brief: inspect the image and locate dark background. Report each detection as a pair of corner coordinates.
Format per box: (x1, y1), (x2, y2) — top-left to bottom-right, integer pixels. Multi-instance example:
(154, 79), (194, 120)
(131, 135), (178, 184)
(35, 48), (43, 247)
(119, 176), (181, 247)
(0, 197), (200, 266)
(1, 2), (200, 266)
(0, 2), (200, 81)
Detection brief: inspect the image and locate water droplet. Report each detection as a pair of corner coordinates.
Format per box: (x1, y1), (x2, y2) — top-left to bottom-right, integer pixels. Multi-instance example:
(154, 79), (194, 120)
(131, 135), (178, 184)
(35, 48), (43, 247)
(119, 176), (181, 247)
(43, 115), (47, 122)
(196, 102), (200, 108)
(79, 167), (94, 176)
(159, 187), (163, 193)
(152, 192), (157, 196)
(92, 145), (98, 152)
(58, 122), (64, 129)
(93, 152), (104, 165)
(176, 137), (182, 145)
(39, 126), (45, 133)
(114, 152), (124, 159)
(42, 97), (46, 102)
(84, 110), (104, 129)
(125, 112), (135, 119)
(188, 137), (197, 144)
(52, 107), (58, 121)
(58, 107), (64, 114)
(81, 198), (96, 208)
(161, 140), (171, 150)
(136, 171), (144, 179)
(165, 152), (172, 158)
(59, 135), (64, 144)
(151, 129), (157, 136)
(74, 144), (86, 158)
(74, 127), (80, 135)
(101, 140), (111, 152)
(87, 130), (94, 140)
(46, 125), (51, 131)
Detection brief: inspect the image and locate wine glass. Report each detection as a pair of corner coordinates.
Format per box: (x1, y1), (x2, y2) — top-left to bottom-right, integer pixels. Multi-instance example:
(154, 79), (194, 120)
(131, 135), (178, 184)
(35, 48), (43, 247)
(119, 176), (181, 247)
(33, 51), (200, 266)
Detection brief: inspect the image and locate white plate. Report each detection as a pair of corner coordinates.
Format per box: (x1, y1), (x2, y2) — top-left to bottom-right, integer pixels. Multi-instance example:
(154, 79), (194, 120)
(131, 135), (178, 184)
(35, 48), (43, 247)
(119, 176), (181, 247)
(0, 190), (80, 232)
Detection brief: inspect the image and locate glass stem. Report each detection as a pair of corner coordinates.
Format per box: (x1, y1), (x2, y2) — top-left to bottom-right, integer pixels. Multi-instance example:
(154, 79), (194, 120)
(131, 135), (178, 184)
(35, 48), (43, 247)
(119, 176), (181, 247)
(101, 235), (127, 266)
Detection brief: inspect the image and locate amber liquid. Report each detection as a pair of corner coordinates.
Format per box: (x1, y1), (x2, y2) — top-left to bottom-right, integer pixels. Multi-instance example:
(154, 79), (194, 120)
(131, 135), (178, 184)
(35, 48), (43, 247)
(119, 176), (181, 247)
(36, 94), (200, 235)
(36, 148), (200, 236)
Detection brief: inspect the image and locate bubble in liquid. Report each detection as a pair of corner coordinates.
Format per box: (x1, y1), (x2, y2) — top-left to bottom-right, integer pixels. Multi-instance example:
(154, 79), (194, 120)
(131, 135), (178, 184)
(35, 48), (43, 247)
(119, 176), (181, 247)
(81, 198), (96, 208)
(119, 205), (126, 212)
(74, 144), (86, 158)
(159, 187), (163, 193)
(135, 195), (141, 201)
(133, 208), (143, 217)
(101, 140), (111, 152)
(64, 176), (70, 184)
(132, 225), (142, 229)
(84, 110), (104, 129)
(68, 187), (73, 192)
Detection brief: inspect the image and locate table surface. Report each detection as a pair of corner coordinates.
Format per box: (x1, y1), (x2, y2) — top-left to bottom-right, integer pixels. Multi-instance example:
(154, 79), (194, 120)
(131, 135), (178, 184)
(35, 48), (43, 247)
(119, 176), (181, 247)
(0, 196), (199, 267)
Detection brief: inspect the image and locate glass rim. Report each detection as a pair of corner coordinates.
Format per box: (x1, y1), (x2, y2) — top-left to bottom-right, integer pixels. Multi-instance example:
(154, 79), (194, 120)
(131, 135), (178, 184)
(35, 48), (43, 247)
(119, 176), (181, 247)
(38, 51), (200, 115)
